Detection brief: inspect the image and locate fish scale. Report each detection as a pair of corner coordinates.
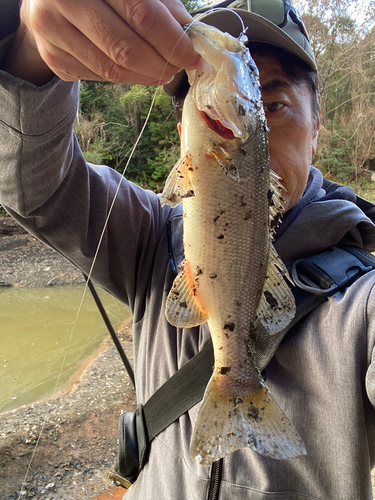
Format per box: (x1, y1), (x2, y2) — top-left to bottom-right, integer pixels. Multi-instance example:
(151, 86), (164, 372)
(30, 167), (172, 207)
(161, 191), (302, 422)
(161, 21), (305, 465)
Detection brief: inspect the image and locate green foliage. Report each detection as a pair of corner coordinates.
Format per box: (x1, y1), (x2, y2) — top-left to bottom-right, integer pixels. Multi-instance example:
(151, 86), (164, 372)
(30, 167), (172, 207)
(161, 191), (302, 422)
(0, 205), (8, 217)
(118, 85), (180, 188)
(76, 82), (180, 190)
(348, 180), (375, 204)
(294, 0), (375, 186)
(83, 146), (106, 166)
(182, 0), (202, 12)
(313, 129), (354, 182)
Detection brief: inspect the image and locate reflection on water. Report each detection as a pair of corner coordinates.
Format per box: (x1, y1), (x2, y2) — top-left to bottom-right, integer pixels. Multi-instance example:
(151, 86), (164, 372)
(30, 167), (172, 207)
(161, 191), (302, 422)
(0, 285), (130, 413)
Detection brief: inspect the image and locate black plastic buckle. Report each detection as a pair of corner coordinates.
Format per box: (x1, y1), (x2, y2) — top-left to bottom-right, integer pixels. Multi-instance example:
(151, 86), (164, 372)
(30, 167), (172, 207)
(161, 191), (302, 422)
(291, 246), (373, 297)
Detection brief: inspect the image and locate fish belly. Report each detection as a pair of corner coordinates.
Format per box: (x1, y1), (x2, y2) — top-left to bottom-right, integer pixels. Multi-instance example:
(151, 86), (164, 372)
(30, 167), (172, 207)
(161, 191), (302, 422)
(183, 151), (268, 366)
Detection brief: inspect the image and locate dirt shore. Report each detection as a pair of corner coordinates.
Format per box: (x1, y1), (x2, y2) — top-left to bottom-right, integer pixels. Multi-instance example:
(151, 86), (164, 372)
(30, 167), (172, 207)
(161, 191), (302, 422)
(0, 218), (136, 499)
(0, 217), (85, 288)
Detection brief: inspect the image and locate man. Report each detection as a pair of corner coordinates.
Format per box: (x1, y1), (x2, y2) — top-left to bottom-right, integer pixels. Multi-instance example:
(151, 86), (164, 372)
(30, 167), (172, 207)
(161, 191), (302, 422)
(1, 0), (375, 498)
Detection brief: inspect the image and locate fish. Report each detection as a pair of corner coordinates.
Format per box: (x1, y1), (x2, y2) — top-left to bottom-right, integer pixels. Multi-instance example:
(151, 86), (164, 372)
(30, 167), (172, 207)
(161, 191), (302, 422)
(160, 21), (306, 465)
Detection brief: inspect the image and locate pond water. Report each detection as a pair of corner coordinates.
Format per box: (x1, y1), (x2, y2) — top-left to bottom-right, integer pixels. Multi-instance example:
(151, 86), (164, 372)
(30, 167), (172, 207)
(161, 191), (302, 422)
(0, 285), (130, 413)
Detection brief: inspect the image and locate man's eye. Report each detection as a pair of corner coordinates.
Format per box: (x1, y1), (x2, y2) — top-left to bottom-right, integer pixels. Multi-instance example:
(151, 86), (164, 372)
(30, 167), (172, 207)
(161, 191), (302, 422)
(263, 102), (284, 113)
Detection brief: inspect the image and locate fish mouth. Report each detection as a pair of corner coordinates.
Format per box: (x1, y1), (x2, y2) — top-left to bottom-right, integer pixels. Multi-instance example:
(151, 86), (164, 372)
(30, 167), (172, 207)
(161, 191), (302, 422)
(200, 111), (236, 140)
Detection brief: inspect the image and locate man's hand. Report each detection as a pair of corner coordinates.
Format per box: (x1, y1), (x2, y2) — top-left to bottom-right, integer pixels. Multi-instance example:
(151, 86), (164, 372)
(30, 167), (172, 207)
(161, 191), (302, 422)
(5, 0), (198, 86)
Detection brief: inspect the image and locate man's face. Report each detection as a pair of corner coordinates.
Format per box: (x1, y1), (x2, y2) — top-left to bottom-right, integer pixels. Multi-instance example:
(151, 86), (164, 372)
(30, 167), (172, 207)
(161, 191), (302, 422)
(254, 54), (320, 213)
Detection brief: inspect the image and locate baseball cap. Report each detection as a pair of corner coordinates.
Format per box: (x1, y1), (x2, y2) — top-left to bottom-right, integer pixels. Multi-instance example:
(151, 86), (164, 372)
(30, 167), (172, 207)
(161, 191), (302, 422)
(163, 0), (316, 96)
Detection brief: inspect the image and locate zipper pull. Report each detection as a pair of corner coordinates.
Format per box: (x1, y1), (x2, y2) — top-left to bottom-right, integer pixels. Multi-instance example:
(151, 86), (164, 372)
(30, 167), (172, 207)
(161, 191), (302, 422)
(208, 458), (224, 500)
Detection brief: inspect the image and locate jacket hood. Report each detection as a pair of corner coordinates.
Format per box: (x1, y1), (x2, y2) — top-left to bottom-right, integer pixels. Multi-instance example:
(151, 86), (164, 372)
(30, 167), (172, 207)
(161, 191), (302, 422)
(274, 167), (375, 267)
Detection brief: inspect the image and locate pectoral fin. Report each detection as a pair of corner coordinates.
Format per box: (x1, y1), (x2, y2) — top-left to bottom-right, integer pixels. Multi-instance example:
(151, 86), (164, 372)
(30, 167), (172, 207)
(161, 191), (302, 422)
(160, 154), (194, 207)
(165, 260), (208, 328)
(257, 243), (296, 335)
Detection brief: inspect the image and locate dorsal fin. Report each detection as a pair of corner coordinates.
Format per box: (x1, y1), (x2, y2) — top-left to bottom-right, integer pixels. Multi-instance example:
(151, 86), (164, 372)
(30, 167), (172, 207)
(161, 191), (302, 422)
(268, 169), (285, 233)
(256, 242), (296, 335)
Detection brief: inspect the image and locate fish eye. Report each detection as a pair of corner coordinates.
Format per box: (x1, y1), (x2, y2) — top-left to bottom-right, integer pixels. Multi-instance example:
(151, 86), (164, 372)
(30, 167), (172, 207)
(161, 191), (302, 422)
(263, 102), (284, 113)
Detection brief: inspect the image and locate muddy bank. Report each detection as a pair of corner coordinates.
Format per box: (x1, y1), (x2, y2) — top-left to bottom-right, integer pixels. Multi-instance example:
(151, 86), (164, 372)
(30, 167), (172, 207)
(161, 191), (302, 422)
(0, 217), (84, 288)
(0, 328), (136, 500)
(0, 217), (136, 499)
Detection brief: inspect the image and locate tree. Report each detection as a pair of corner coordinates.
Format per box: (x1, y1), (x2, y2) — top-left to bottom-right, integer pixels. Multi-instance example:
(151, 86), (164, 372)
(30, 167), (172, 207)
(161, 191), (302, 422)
(119, 85), (180, 190)
(295, 0), (375, 183)
(75, 82), (180, 190)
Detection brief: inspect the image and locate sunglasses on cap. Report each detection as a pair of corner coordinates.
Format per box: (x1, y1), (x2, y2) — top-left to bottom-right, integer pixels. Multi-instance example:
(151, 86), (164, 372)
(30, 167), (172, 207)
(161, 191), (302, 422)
(192, 0), (310, 42)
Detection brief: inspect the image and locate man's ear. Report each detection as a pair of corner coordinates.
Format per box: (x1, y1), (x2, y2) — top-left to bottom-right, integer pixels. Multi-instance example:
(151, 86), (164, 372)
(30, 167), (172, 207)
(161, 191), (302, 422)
(312, 96), (321, 156)
(177, 123), (182, 137)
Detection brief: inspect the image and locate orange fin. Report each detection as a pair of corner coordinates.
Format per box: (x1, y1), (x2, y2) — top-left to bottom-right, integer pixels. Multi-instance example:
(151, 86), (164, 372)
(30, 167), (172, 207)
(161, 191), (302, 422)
(165, 260), (208, 328)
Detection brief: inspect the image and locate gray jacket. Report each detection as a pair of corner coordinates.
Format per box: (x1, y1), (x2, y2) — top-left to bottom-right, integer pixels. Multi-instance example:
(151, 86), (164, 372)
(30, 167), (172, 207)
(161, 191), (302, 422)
(2, 29), (375, 500)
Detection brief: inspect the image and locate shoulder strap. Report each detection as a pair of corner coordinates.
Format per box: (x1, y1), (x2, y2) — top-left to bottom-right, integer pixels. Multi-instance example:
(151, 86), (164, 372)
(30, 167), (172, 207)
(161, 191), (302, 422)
(256, 245), (375, 372)
(290, 246), (375, 296)
(144, 341), (214, 441)
(99, 220), (375, 449)
(111, 244), (375, 487)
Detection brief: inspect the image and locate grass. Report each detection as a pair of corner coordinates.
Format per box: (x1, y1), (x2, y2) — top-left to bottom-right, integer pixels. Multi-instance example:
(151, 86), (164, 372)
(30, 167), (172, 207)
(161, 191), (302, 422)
(0, 204), (9, 217)
(349, 181), (375, 204)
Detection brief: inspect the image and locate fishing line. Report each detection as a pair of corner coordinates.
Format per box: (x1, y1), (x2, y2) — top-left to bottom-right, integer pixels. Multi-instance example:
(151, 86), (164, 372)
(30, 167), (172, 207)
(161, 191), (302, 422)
(16, 20), (198, 500)
(193, 7), (247, 41)
(18, 10), (248, 496)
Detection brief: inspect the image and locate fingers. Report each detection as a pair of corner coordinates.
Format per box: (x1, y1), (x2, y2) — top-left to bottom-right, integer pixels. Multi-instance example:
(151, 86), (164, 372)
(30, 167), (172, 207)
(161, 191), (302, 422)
(32, 5), (177, 83)
(104, 0), (197, 69)
(23, 0), (198, 84)
(37, 37), (172, 85)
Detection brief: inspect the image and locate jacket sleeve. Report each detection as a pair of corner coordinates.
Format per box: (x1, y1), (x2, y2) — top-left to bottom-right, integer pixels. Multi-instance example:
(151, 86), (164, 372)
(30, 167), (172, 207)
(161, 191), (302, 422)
(0, 45), (173, 313)
(365, 280), (375, 413)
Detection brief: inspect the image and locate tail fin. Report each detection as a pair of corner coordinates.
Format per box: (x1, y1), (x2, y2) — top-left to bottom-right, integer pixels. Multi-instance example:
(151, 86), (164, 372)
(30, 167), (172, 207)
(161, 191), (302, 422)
(190, 375), (306, 465)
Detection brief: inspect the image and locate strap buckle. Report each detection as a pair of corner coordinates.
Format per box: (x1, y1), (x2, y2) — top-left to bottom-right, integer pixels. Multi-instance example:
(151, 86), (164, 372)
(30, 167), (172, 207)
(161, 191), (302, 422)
(108, 471), (133, 489)
(291, 246), (373, 297)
